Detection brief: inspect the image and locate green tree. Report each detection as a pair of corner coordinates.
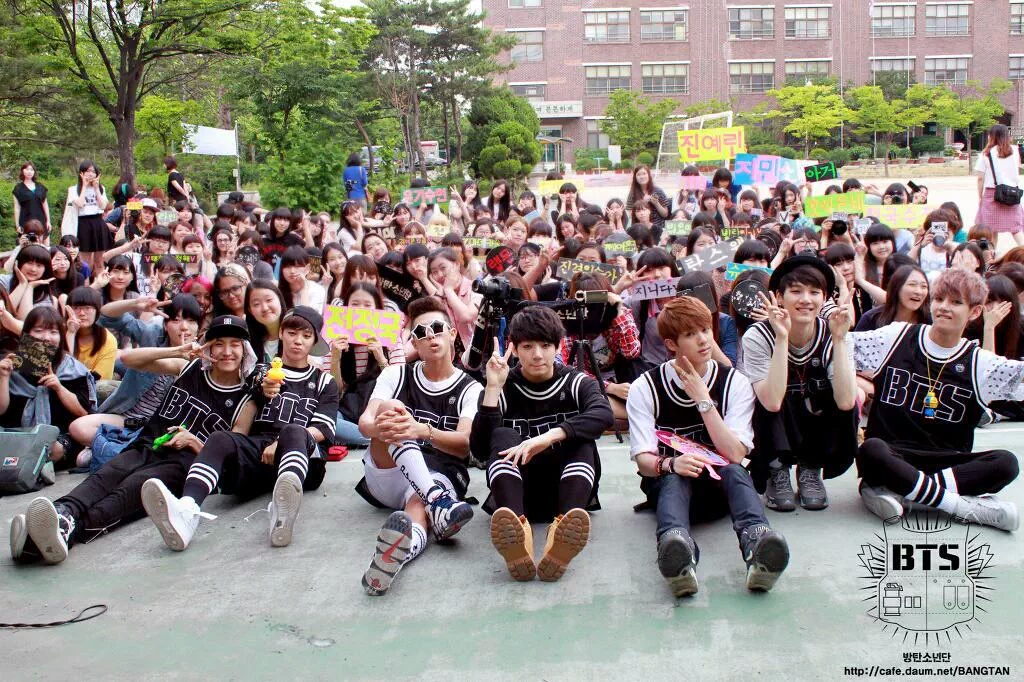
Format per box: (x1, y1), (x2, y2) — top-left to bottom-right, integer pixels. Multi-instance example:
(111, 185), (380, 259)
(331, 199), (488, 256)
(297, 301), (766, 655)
(872, 70), (917, 101)
(766, 83), (848, 156)
(932, 80), (1010, 157)
(684, 99), (733, 118)
(464, 87), (541, 183)
(135, 96), (203, 158)
(599, 91), (678, 161)
(847, 85), (933, 175)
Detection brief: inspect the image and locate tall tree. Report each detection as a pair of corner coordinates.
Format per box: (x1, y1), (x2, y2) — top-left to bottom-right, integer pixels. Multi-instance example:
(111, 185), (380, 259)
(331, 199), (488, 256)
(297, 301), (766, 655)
(599, 91), (678, 161)
(766, 83), (848, 155)
(12, 0), (260, 183)
(932, 80), (1010, 157)
(847, 85), (932, 175)
(464, 87), (541, 184)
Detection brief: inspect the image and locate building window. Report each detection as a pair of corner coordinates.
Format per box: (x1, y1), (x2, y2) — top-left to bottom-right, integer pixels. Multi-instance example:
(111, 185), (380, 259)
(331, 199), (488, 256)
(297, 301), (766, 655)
(925, 3), (968, 36)
(784, 6), (830, 38)
(924, 57), (969, 85)
(586, 120), (610, 150)
(508, 0), (541, 7)
(1013, 3), (1024, 35)
(640, 9), (688, 41)
(510, 83), (546, 100)
(585, 65), (631, 96)
(508, 31), (543, 64)
(871, 57), (916, 72)
(1011, 56), (1024, 81)
(785, 60), (831, 80)
(729, 61), (775, 93)
(642, 64), (689, 94)
(870, 4), (916, 38)
(729, 7), (774, 39)
(584, 11), (631, 44)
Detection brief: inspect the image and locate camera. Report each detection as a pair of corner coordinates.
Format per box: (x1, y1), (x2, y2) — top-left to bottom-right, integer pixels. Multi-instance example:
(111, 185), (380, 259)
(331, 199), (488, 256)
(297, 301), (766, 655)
(888, 193), (904, 205)
(26, 233), (37, 243)
(930, 221), (948, 247)
(473, 276), (523, 303)
(830, 212), (848, 237)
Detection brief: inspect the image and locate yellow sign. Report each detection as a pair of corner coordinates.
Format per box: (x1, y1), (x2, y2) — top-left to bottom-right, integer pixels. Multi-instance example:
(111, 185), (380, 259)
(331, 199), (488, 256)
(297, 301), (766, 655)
(539, 179), (584, 197)
(322, 306), (405, 349)
(864, 205), (934, 230)
(803, 191), (866, 218)
(676, 126), (746, 163)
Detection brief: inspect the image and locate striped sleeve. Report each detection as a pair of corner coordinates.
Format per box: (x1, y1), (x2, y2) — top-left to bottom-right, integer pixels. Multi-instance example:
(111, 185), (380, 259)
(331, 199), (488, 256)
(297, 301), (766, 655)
(309, 370), (340, 440)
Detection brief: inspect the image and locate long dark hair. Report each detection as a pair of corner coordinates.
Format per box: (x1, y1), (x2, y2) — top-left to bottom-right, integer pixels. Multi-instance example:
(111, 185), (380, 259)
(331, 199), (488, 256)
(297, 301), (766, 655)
(984, 124), (1014, 159)
(985, 274), (1021, 358)
(245, 279), (286, 358)
(863, 223), (896, 287)
(278, 245), (309, 310)
(211, 263), (250, 317)
(339, 282), (389, 383)
(626, 165), (657, 205)
(676, 270), (721, 344)
(322, 242), (347, 302)
(878, 264), (930, 326)
(102, 255), (140, 303)
(76, 160), (103, 197)
(67, 286), (111, 359)
(49, 245), (81, 298)
(13, 245), (55, 305)
(487, 179), (511, 222)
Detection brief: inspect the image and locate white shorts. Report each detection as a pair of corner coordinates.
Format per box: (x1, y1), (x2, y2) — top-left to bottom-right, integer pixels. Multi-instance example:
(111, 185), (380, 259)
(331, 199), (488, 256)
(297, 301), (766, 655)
(362, 451), (454, 510)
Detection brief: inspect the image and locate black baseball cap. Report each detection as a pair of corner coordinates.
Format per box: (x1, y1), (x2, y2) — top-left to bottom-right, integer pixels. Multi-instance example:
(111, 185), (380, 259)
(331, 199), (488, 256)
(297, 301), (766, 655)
(281, 306), (329, 355)
(206, 315), (250, 341)
(768, 254), (836, 294)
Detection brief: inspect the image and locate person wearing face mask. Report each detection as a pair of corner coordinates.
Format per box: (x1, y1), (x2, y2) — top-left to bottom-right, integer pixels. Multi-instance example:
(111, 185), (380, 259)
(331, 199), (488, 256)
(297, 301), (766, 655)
(10, 315), (255, 565)
(143, 306), (339, 551)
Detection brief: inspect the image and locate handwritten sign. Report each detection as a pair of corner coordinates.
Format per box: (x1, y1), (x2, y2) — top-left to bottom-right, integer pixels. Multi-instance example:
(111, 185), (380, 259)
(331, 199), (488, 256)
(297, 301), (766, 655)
(725, 262), (773, 282)
(376, 225), (397, 240)
(539, 179), (584, 197)
(377, 267), (420, 312)
(664, 219), (693, 237)
(803, 191), (865, 218)
(676, 126), (746, 163)
(401, 186), (449, 207)
(804, 161), (838, 182)
(235, 245), (260, 268)
(677, 239), (740, 273)
(395, 237), (428, 248)
(485, 246), (516, 275)
(157, 209), (179, 226)
(676, 281), (718, 313)
(679, 176), (707, 191)
(427, 223), (448, 239)
(732, 154), (803, 186)
(731, 279), (769, 318)
(602, 234), (637, 258)
(146, 253), (198, 264)
(126, 200), (143, 211)
(719, 226), (757, 241)
(555, 259), (623, 284)
(463, 237), (501, 257)
(628, 278), (679, 301)
(322, 305), (404, 349)
(864, 204), (933, 230)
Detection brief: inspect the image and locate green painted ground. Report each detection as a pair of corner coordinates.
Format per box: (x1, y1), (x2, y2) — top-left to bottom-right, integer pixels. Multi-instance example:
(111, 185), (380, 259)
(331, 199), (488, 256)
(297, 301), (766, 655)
(2, 427), (1022, 681)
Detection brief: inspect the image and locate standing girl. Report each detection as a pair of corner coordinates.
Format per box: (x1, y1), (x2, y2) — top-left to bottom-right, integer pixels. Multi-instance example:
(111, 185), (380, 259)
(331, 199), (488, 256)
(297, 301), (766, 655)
(12, 162), (51, 234)
(64, 161), (110, 275)
(975, 123), (1024, 246)
(625, 165), (670, 242)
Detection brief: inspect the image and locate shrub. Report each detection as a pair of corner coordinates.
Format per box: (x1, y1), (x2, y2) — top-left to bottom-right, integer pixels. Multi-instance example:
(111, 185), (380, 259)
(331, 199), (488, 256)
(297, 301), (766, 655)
(576, 157), (595, 172)
(891, 146), (912, 159)
(910, 135), (945, 156)
(777, 146), (799, 159)
(748, 144), (783, 157)
(848, 145), (873, 160)
(636, 151), (655, 166)
(809, 148), (830, 161)
(826, 148), (852, 167)
(615, 160), (633, 170)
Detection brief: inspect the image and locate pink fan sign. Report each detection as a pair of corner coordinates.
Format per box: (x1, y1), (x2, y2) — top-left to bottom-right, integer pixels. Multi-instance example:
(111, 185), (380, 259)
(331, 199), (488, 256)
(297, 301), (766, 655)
(655, 431), (730, 480)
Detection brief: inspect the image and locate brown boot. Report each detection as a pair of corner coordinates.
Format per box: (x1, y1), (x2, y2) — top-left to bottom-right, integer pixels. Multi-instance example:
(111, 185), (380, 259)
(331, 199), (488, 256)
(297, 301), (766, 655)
(537, 508), (590, 582)
(490, 507), (536, 581)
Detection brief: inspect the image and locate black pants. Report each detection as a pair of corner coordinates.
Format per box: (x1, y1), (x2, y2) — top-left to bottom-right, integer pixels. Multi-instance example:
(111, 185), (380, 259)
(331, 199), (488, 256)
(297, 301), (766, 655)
(856, 438), (1019, 498)
(57, 446), (193, 544)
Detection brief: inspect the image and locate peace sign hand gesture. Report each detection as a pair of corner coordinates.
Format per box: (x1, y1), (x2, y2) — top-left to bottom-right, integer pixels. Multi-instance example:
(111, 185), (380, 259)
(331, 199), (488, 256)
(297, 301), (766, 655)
(485, 336), (513, 390)
(760, 291), (791, 340)
(672, 356), (712, 404)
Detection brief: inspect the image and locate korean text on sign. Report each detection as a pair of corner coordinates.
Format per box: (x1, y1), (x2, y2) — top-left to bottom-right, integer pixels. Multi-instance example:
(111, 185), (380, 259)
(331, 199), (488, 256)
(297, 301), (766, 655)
(401, 186), (450, 207)
(864, 204), (934, 230)
(555, 258), (623, 284)
(732, 154), (803, 186)
(676, 126), (746, 163)
(539, 179), (584, 197)
(322, 305), (404, 349)
(804, 161), (838, 182)
(803, 191), (865, 218)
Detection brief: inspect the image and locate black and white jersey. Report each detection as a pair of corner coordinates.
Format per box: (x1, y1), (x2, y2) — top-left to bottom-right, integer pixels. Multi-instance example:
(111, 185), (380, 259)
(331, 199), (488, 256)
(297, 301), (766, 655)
(495, 365), (613, 445)
(250, 363), (340, 444)
(134, 359), (251, 448)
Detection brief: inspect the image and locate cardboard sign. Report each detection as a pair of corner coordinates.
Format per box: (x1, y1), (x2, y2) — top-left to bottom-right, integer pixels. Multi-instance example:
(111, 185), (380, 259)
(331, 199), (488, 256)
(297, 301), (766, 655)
(555, 258), (623, 284)
(322, 305), (404, 349)
(377, 267), (420, 313)
(377, 225), (397, 240)
(679, 176), (707, 191)
(235, 245), (260, 268)
(804, 161), (838, 182)
(732, 154), (803, 186)
(676, 126), (746, 163)
(401, 186), (449, 207)
(803, 191), (865, 219)
(602, 233), (637, 258)
(485, 246), (516, 275)
(395, 237), (428, 248)
(677, 240), (740, 273)
(126, 200), (143, 211)
(12, 337), (56, 381)
(864, 204), (933, 230)
(676, 282), (718, 313)
(664, 219), (693, 237)
(719, 226), (757, 242)
(146, 254), (198, 264)
(628, 278), (679, 301)
(463, 237), (502, 258)
(539, 179), (584, 197)
(725, 262), (773, 282)
(426, 223), (449, 239)
(157, 209), (179, 226)
(731, 279), (769, 318)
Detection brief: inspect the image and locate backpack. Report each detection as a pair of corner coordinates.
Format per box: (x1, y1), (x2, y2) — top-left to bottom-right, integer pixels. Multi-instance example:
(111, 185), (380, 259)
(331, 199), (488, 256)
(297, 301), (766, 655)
(0, 425), (61, 496)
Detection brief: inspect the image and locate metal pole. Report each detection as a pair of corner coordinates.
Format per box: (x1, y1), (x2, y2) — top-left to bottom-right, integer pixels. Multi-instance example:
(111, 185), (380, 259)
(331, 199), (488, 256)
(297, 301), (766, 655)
(234, 122), (242, 192)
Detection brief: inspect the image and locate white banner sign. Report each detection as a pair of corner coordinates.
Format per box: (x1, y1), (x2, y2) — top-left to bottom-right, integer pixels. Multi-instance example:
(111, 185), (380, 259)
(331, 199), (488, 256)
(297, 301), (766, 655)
(181, 124), (238, 157)
(531, 101), (583, 119)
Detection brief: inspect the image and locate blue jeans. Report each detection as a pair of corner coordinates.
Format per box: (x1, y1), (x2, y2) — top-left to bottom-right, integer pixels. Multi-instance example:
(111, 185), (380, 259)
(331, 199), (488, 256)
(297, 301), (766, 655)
(335, 415), (370, 446)
(653, 464), (767, 559)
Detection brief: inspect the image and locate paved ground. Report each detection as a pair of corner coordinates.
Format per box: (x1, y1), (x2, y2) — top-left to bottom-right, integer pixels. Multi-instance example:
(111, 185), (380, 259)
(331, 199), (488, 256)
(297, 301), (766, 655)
(1, 425), (1022, 681)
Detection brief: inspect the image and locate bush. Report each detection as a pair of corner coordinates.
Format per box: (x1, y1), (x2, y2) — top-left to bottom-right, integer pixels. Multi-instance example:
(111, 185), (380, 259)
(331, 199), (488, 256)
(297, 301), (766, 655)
(615, 160), (633, 170)
(809, 148), (830, 161)
(826, 148), (852, 167)
(777, 146), (799, 159)
(910, 135), (945, 156)
(848, 145), (873, 160)
(636, 151), (655, 166)
(891, 146), (912, 159)
(747, 144), (783, 157)
(574, 148), (608, 163)
(576, 157), (595, 172)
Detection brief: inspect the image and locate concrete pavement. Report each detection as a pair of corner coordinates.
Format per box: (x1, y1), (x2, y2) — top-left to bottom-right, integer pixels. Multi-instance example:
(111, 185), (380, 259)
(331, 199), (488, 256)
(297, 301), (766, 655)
(1, 426), (1022, 681)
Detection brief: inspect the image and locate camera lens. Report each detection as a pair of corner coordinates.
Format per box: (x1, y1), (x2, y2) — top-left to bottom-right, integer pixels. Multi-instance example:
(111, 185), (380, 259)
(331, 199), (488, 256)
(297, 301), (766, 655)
(831, 221), (848, 236)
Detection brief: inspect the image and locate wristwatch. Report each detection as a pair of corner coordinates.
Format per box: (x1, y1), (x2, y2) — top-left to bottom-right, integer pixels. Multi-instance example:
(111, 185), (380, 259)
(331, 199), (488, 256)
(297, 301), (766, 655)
(696, 399), (714, 414)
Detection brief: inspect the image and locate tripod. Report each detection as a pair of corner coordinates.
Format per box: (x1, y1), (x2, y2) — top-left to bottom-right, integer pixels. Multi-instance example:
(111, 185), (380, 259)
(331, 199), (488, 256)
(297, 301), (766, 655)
(563, 297), (623, 444)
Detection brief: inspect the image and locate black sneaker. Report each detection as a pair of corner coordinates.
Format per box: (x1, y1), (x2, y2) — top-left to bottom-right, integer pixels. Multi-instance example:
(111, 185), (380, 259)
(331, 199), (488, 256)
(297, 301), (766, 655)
(657, 529), (698, 597)
(797, 466), (829, 510)
(740, 524), (790, 592)
(764, 466), (797, 512)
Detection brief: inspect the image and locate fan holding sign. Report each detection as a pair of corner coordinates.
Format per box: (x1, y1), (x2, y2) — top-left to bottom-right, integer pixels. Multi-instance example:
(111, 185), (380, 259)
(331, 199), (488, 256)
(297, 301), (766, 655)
(625, 295), (789, 599)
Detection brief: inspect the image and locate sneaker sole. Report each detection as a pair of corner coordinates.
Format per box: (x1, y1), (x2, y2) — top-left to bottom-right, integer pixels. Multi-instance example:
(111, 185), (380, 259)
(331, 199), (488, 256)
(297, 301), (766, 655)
(490, 508), (536, 582)
(10, 514), (27, 561)
(667, 569), (699, 598)
(26, 498), (67, 565)
(746, 535), (790, 592)
(860, 489), (904, 524)
(141, 479), (188, 552)
(434, 502), (474, 541)
(764, 495), (797, 512)
(363, 512), (413, 596)
(798, 494), (829, 511)
(537, 509), (590, 582)
(270, 473), (303, 547)
(658, 534), (698, 597)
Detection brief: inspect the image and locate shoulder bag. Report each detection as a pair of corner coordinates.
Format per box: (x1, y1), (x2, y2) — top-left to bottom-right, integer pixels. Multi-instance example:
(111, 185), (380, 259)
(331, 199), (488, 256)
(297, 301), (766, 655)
(988, 148), (1023, 206)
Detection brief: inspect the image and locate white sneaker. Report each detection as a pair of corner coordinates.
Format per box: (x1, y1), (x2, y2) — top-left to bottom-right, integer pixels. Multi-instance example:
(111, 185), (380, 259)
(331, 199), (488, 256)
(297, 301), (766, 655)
(141, 479), (208, 551)
(859, 482), (904, 524)
(362, 511), (413, 596)
(10, 513), (28, 561)
(26, 497), (73, 564)
(953, 495), (1020, 532)
(76, 448), (93, 468)
(269, 472), (303, 547)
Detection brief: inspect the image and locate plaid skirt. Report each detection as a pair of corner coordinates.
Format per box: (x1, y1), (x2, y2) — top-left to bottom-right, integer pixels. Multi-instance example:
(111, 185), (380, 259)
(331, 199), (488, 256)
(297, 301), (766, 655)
(975, 188), (1024, 234)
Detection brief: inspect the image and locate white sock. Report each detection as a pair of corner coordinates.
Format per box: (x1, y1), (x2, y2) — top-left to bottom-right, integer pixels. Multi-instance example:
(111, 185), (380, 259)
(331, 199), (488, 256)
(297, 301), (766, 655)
(389, 441), (443, 505)
(408, 523), (428, 562)
(909, 471), (960, 514)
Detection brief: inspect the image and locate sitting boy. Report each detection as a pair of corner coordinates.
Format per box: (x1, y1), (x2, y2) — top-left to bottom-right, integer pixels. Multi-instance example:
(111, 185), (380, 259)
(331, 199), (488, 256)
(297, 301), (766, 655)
(627, 296), (789, 597)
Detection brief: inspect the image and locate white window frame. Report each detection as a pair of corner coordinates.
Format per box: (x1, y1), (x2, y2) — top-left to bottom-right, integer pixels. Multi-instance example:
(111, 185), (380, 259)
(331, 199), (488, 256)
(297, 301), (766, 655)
(924, 2), (970, 37)
(729, 60), (776, 93)
(783, 5), (831, 39)
(583, 10), (632, 44)
(870, 3), (917, 38)
(728, 6), (775, 40)
(641, 62), (690, 94)
(639, 8), (689, 41)
(506, 29), (545, 64)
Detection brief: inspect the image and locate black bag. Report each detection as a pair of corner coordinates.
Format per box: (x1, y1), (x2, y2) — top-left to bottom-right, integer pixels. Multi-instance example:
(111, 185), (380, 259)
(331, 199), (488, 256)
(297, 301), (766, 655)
(989, 149), (1023, 206)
